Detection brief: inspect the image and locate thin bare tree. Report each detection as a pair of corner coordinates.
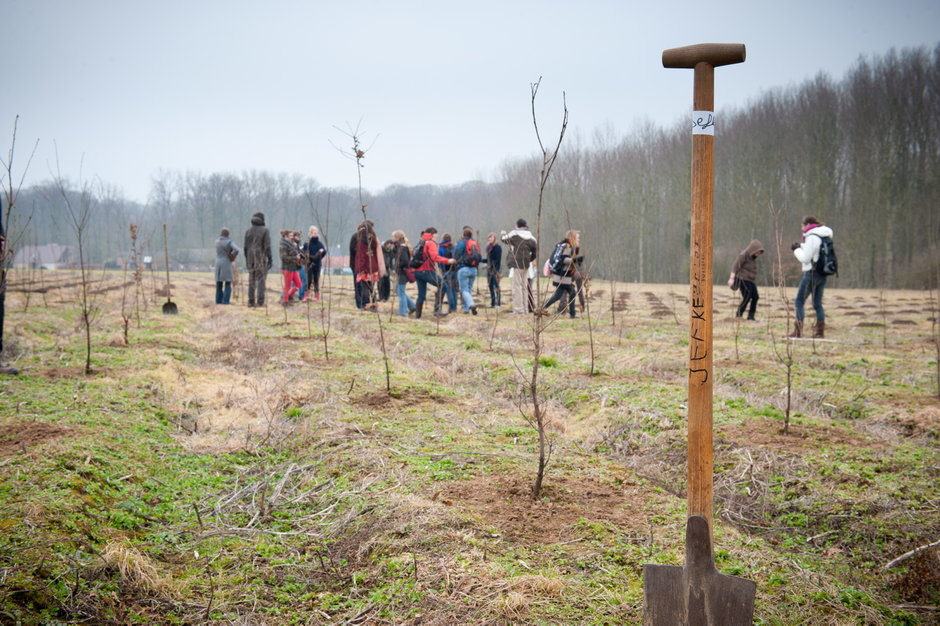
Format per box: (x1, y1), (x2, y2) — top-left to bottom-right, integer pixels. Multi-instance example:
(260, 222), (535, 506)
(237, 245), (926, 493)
(334, 123), (392, 392)
(52, 148), (98, 375)
(769, 200), (796, 434)
(306, 192), (334, 359)
(523, 77), (568, 499)
(1, 116), (39, 372)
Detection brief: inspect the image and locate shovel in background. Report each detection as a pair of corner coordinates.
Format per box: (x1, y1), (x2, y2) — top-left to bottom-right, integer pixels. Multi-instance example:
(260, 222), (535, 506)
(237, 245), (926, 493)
(161, 223), (178, 315)
(643, 43), (754, 624)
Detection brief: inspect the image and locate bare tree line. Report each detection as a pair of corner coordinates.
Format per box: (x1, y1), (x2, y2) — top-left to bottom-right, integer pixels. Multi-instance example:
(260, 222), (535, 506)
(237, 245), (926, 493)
(7, 44), (939, 287)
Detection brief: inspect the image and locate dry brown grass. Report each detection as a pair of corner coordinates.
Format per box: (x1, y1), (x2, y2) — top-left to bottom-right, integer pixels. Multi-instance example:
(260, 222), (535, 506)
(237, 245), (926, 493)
(99, 541), (179, 598)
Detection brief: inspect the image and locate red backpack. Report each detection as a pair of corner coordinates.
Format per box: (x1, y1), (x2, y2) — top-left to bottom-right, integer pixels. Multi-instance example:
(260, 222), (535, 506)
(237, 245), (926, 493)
(461, 239), (482, 267)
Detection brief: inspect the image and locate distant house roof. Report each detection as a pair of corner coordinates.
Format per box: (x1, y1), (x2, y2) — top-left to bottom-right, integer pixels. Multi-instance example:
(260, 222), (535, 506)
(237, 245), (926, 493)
(12, 244), (76, 268)
(323, 254), (349, 269)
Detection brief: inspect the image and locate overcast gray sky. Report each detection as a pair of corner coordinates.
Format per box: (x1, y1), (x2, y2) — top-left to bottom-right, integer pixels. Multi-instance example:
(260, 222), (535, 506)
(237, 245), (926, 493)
(4, 0), (938, 203)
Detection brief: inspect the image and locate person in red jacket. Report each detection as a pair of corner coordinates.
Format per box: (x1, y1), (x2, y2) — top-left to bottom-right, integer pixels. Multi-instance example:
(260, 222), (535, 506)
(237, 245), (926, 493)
(412, 227), (455, 319)
(353, 221), (387, 310)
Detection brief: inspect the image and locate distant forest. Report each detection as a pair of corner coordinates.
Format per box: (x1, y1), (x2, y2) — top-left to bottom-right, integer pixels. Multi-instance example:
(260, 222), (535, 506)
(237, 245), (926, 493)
(4, 44), (939, 289)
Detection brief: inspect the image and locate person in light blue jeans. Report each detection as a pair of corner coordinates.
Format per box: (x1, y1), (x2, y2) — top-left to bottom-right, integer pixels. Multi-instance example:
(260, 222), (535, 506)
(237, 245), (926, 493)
(391, 230), (416, 316)
(454, 227), (481, 315)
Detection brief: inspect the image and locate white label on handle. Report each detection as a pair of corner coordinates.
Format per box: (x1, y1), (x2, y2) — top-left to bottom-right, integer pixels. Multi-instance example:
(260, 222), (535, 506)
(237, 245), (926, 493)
(692, 111), (715, 135)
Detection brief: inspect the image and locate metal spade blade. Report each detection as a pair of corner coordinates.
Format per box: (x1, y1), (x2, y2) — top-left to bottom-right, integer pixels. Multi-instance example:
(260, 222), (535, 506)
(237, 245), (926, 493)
(643, 515), (755, 625)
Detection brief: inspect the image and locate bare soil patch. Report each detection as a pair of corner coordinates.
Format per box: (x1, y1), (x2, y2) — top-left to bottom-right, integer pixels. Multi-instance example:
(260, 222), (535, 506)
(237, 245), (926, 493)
(351, 387), (449, 408)
(439, 472), (651, 545)
(719, 417), (877, 453)
(0, 420), (73, 457)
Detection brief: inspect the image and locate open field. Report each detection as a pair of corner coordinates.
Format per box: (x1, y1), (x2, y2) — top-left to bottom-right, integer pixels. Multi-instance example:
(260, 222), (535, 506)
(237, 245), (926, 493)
(0, 269), (937, 624)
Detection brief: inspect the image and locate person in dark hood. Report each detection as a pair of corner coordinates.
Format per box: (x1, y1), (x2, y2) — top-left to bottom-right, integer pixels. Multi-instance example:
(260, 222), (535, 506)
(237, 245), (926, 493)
(727, 239), (764, 321)
(243, 212), (272, 307)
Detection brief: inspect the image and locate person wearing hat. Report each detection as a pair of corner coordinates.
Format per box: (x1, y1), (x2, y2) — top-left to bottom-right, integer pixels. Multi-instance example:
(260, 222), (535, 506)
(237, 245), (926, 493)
(243, 212), (272, 307)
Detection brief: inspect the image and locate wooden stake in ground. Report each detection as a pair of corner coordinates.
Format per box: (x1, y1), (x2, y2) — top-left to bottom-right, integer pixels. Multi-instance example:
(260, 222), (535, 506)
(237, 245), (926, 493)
(644, 42), (754, 626)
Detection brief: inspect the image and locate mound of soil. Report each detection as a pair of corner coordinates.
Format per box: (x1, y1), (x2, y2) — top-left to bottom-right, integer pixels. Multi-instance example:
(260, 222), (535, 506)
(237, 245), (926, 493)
(0, 420), (72, 457)
(438, 473), (650, 545)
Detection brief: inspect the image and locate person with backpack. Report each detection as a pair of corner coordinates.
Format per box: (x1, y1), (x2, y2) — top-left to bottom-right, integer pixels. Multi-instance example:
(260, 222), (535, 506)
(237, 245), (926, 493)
(501, 218), (537, 314)
(412, 227), (456, 319)
(556, 241), (586, 315)
(454, 227), (482, 315)
(790, 216), (835, 338)
(540, 230), (581, 319)
(727, 239), (764, 321)
(391, 230), (416, 317)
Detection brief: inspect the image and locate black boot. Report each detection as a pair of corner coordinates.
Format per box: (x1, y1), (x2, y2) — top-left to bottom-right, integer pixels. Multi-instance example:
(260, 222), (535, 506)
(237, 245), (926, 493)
(415, 302), (423, 319)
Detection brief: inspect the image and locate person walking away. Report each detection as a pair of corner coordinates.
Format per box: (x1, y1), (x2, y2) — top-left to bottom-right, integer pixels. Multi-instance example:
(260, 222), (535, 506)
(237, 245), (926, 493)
(790, 216), (834, 338)
(728, 239), (764, 321)
(391, 230), (416, 316)
(454, 227), (482, 315)
(412, 227), (456, 319)
(541, 231), (580, 318)
(279, 229), (303, 305)
(485, 232), (502, 308)
(306, 225), (326, 302)
(244, 212), (272, 307)
(501, 219), (537, 314)
(353, 221), (386, 310)
(214, 228), (240, 304)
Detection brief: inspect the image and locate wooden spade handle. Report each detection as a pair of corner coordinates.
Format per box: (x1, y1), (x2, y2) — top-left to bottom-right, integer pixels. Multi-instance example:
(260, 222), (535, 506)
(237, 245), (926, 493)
(663, 43), (745, 529)
(662, 43), (746, 69)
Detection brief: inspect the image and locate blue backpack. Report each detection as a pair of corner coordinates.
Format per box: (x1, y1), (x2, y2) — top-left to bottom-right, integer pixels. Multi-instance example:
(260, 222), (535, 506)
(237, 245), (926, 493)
(812, 235), (838, 276)
(549, 240), (569, 275)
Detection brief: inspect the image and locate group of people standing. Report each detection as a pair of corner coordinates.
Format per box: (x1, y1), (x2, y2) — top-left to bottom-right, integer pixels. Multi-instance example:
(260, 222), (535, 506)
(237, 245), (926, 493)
(277, 226), (327, 305)
(213, 212), (327, 307)
(727, 215), (835, 338)
(216, 211), (834, 336)
(330, 217), (585, 320)
(214, 213), (590, 319)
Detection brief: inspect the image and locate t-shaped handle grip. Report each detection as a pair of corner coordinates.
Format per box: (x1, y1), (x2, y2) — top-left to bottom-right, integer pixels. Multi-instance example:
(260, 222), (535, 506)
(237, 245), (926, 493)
(663, 43), (746, 69)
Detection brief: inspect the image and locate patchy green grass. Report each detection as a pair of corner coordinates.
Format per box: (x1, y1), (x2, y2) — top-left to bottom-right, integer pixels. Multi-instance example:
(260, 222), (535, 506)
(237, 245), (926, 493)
(0, 272), (936, 623)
